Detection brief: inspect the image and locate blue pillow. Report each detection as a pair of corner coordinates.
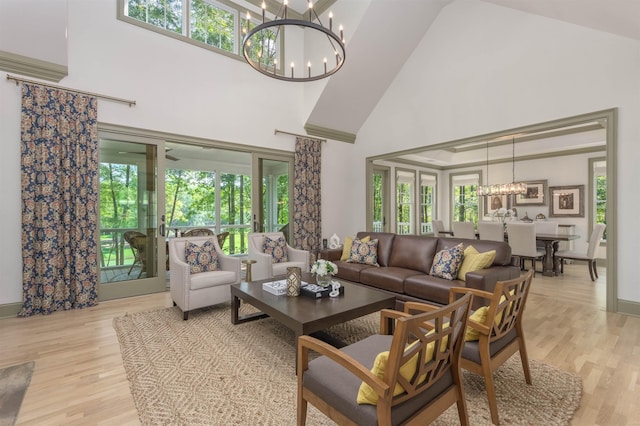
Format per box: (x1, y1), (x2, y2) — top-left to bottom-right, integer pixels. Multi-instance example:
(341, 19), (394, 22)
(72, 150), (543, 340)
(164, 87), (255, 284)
(185, 239), (220, 274)
(430, 243), (464, 280)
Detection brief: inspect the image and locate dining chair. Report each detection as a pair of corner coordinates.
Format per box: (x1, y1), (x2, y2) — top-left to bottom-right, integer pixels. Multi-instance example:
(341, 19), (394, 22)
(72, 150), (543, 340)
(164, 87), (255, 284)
(506, 222), (545, 276)
(555, 223), (606, 281)
(432, 219), (445, 237)
(533, 221), (559, 251)
(297, 293), (472, 426)
(450, 270), (534, 425)
(477, 221), (505, 242)
(452, 221), (476, 240)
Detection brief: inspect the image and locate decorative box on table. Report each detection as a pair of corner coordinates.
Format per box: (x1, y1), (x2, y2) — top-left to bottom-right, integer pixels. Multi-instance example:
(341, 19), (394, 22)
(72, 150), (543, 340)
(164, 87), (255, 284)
(300, 282), (345, 299)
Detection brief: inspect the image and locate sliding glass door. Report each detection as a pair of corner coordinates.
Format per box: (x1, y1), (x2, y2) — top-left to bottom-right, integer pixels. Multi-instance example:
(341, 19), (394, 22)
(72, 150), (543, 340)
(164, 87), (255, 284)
(98, 135), (167, 300)
(252, 153), (293, 242)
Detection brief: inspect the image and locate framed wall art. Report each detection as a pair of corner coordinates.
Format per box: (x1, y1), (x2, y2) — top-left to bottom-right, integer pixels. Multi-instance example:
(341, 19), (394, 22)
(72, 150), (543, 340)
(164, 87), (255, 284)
(549, 185), (584, 217)
(484, 194), (511, 216)
(513, 180), (547, 206)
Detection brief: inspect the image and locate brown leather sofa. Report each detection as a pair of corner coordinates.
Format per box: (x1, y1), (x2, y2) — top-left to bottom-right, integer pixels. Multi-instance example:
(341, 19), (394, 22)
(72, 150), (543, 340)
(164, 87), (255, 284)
(320, 232), (520, 310)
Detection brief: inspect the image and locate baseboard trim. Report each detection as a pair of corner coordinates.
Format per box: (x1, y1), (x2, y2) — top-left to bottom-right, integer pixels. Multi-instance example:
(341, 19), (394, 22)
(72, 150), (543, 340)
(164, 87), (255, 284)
(617, 299), (640, 317)
(0, 302), (22, 319)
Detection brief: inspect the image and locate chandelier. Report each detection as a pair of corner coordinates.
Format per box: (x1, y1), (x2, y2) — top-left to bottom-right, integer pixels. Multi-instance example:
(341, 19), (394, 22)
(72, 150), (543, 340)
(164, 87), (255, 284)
(476, 137), (527, 196)
(242, 1), (346, 82)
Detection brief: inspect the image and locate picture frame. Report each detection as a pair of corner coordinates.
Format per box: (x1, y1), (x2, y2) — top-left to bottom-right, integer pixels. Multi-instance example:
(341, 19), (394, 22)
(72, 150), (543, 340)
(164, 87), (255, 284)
(513, 180), (548, 206)
(483, 194), (511, 216)
(549, 185), (584, 217)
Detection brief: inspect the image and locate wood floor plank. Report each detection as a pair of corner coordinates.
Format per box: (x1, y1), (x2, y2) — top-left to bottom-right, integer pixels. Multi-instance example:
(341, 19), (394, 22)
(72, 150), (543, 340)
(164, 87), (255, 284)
(1, 263), (638, 425)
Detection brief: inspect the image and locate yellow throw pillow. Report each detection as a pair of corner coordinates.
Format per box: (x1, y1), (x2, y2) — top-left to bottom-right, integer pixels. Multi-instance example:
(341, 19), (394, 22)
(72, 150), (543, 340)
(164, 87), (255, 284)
(356, 328), (451, 405)
(464, 293), (511, 341)
(457, 245), (496, 281)
(464, 306), (489, 341)
(341, 235), (370, 261)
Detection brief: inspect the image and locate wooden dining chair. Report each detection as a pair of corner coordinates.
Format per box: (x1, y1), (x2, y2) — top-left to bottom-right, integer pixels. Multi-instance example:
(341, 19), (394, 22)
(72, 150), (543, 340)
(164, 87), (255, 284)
(450, 269), (534, 425)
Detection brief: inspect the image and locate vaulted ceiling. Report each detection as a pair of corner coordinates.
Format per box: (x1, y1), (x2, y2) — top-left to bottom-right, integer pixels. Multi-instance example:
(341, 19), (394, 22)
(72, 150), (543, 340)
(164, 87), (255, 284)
(299, 0), (640, 144)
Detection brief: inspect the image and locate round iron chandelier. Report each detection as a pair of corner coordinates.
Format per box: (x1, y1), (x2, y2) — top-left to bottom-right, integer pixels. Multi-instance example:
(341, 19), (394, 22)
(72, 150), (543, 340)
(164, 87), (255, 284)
(242, 1), (346, 82)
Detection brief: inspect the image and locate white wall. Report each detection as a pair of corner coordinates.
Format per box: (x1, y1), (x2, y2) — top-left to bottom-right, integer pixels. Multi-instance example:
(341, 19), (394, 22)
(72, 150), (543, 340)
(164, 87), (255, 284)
(354, 0), (640, 302)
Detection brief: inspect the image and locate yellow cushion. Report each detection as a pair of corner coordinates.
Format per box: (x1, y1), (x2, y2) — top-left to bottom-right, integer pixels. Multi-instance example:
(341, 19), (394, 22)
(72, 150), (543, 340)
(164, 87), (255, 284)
(356, 340), (436, 405)
(464, 306), (489, 341)
(457, 245), (496, 281)
(356, 328), (451, 405)
(341, 235), (370, 261)
(464, 292), (511, 341)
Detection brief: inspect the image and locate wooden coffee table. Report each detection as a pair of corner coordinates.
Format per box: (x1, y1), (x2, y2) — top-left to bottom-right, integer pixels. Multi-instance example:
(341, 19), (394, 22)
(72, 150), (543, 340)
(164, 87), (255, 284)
(230, 274), (395, 362)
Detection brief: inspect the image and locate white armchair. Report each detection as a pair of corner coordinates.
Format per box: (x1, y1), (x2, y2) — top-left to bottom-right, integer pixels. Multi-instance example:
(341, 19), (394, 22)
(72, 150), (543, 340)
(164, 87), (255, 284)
(247, 232), (310, 281)
(169, 235), (241, 320)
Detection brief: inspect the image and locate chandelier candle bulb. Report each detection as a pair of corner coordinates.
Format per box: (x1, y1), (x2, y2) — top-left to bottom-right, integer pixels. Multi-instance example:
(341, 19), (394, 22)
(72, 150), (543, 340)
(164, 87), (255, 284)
(329, 12), (333, 31)
(246, 12), (250, 33)
(308, 1), (313, 21)
(324, 58), (327, 74)
(291, 62), (294, 78)
(284, 0), (288, 19)
(261, 2), (265, 23)
(308, 61), (311, 78)
(339, 25), (343, 41)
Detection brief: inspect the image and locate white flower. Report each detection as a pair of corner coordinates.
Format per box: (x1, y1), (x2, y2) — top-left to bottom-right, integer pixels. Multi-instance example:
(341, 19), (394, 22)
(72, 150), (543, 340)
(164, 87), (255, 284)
(311, 259), (338, 277)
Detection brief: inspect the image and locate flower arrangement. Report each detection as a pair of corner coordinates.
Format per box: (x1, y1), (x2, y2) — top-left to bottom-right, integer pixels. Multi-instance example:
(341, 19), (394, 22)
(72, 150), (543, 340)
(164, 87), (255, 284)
(311, 259), (338, 277)
(311, 259), (338, 287)
(492, 208), (517, 223)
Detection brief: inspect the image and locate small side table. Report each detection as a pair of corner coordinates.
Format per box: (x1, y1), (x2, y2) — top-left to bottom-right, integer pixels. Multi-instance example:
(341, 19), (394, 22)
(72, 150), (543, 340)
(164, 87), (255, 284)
(242, 259), (257, 282)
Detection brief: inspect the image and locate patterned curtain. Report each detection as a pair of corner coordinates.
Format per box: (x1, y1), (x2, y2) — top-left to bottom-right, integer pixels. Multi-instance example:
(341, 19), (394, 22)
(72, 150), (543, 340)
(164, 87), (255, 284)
(293, 137), (322, 255)
(19, 83), (99, 316)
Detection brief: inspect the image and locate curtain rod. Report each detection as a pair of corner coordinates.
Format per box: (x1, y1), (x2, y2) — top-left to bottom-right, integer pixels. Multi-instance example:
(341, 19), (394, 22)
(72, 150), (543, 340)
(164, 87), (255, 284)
(6, 74), (136, 107)
(274, 129), (326, 142)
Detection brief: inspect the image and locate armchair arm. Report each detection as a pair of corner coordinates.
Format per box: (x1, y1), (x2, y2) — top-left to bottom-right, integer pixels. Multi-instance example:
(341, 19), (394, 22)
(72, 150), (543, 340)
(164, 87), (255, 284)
(169, 248), (192, 310)
(218, 252), (241, 283)
(287, 245), (310, 272)
(248, 250), (273, 281)
(298, 335), (390, 400)
(379, 309), (412, 335)
(449, 287), (492, 336)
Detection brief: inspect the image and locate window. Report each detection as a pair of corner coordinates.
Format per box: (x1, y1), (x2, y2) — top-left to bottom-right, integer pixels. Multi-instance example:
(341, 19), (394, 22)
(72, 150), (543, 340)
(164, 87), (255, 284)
(121, 0), (282, 67)
(419, 173), (436, 234)
(450, 173), (480, 225)
(396, 170), (415, 234)
(592, 159), (607, 241)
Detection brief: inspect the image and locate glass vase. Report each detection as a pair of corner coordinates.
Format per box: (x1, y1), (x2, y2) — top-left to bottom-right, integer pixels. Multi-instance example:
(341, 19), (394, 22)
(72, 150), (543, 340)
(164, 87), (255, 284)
(316, 274), (333, 288)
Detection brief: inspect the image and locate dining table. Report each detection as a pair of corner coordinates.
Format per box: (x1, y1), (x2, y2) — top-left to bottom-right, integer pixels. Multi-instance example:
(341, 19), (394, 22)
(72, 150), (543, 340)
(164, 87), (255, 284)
(534, 233), (580, 276)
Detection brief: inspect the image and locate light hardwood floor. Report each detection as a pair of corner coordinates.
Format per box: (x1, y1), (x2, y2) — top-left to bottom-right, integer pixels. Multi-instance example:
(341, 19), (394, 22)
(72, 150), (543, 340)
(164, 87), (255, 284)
(1, 262), (638, 425)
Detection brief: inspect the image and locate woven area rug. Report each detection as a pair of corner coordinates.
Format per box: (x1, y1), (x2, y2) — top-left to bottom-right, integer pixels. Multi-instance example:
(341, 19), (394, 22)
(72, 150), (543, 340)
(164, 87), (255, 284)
(0, 361), (35, 426)
(114, 304), (582, 425)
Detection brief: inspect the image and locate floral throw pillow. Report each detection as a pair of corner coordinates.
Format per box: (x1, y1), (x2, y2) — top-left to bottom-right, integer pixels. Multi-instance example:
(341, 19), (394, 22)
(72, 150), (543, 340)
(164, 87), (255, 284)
(347, 238), (380, 266)
(185, 239), (220, 274)
(263, 235), (289, 263)
(430, 243), (465, 280)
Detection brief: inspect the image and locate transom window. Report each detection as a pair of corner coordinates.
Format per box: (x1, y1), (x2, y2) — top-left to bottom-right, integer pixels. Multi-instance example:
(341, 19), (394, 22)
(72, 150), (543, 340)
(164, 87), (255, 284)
(120, 0), (281, 68)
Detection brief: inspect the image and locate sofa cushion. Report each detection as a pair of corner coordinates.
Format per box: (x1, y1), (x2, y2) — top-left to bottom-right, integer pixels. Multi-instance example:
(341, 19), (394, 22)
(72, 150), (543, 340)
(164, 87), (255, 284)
(263, 234), (288, 263)
(430, 243), (464, 280)
(457, 245), (496, 281)
(346, 239), (380, 266)
(360, 266), (422, 293)
(334, 261), (374, 282)
(388, 235), (438, 273)
(185, 239), (220, 274)
(404, 275), (465, 306)
(341, 235), (370, 261)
